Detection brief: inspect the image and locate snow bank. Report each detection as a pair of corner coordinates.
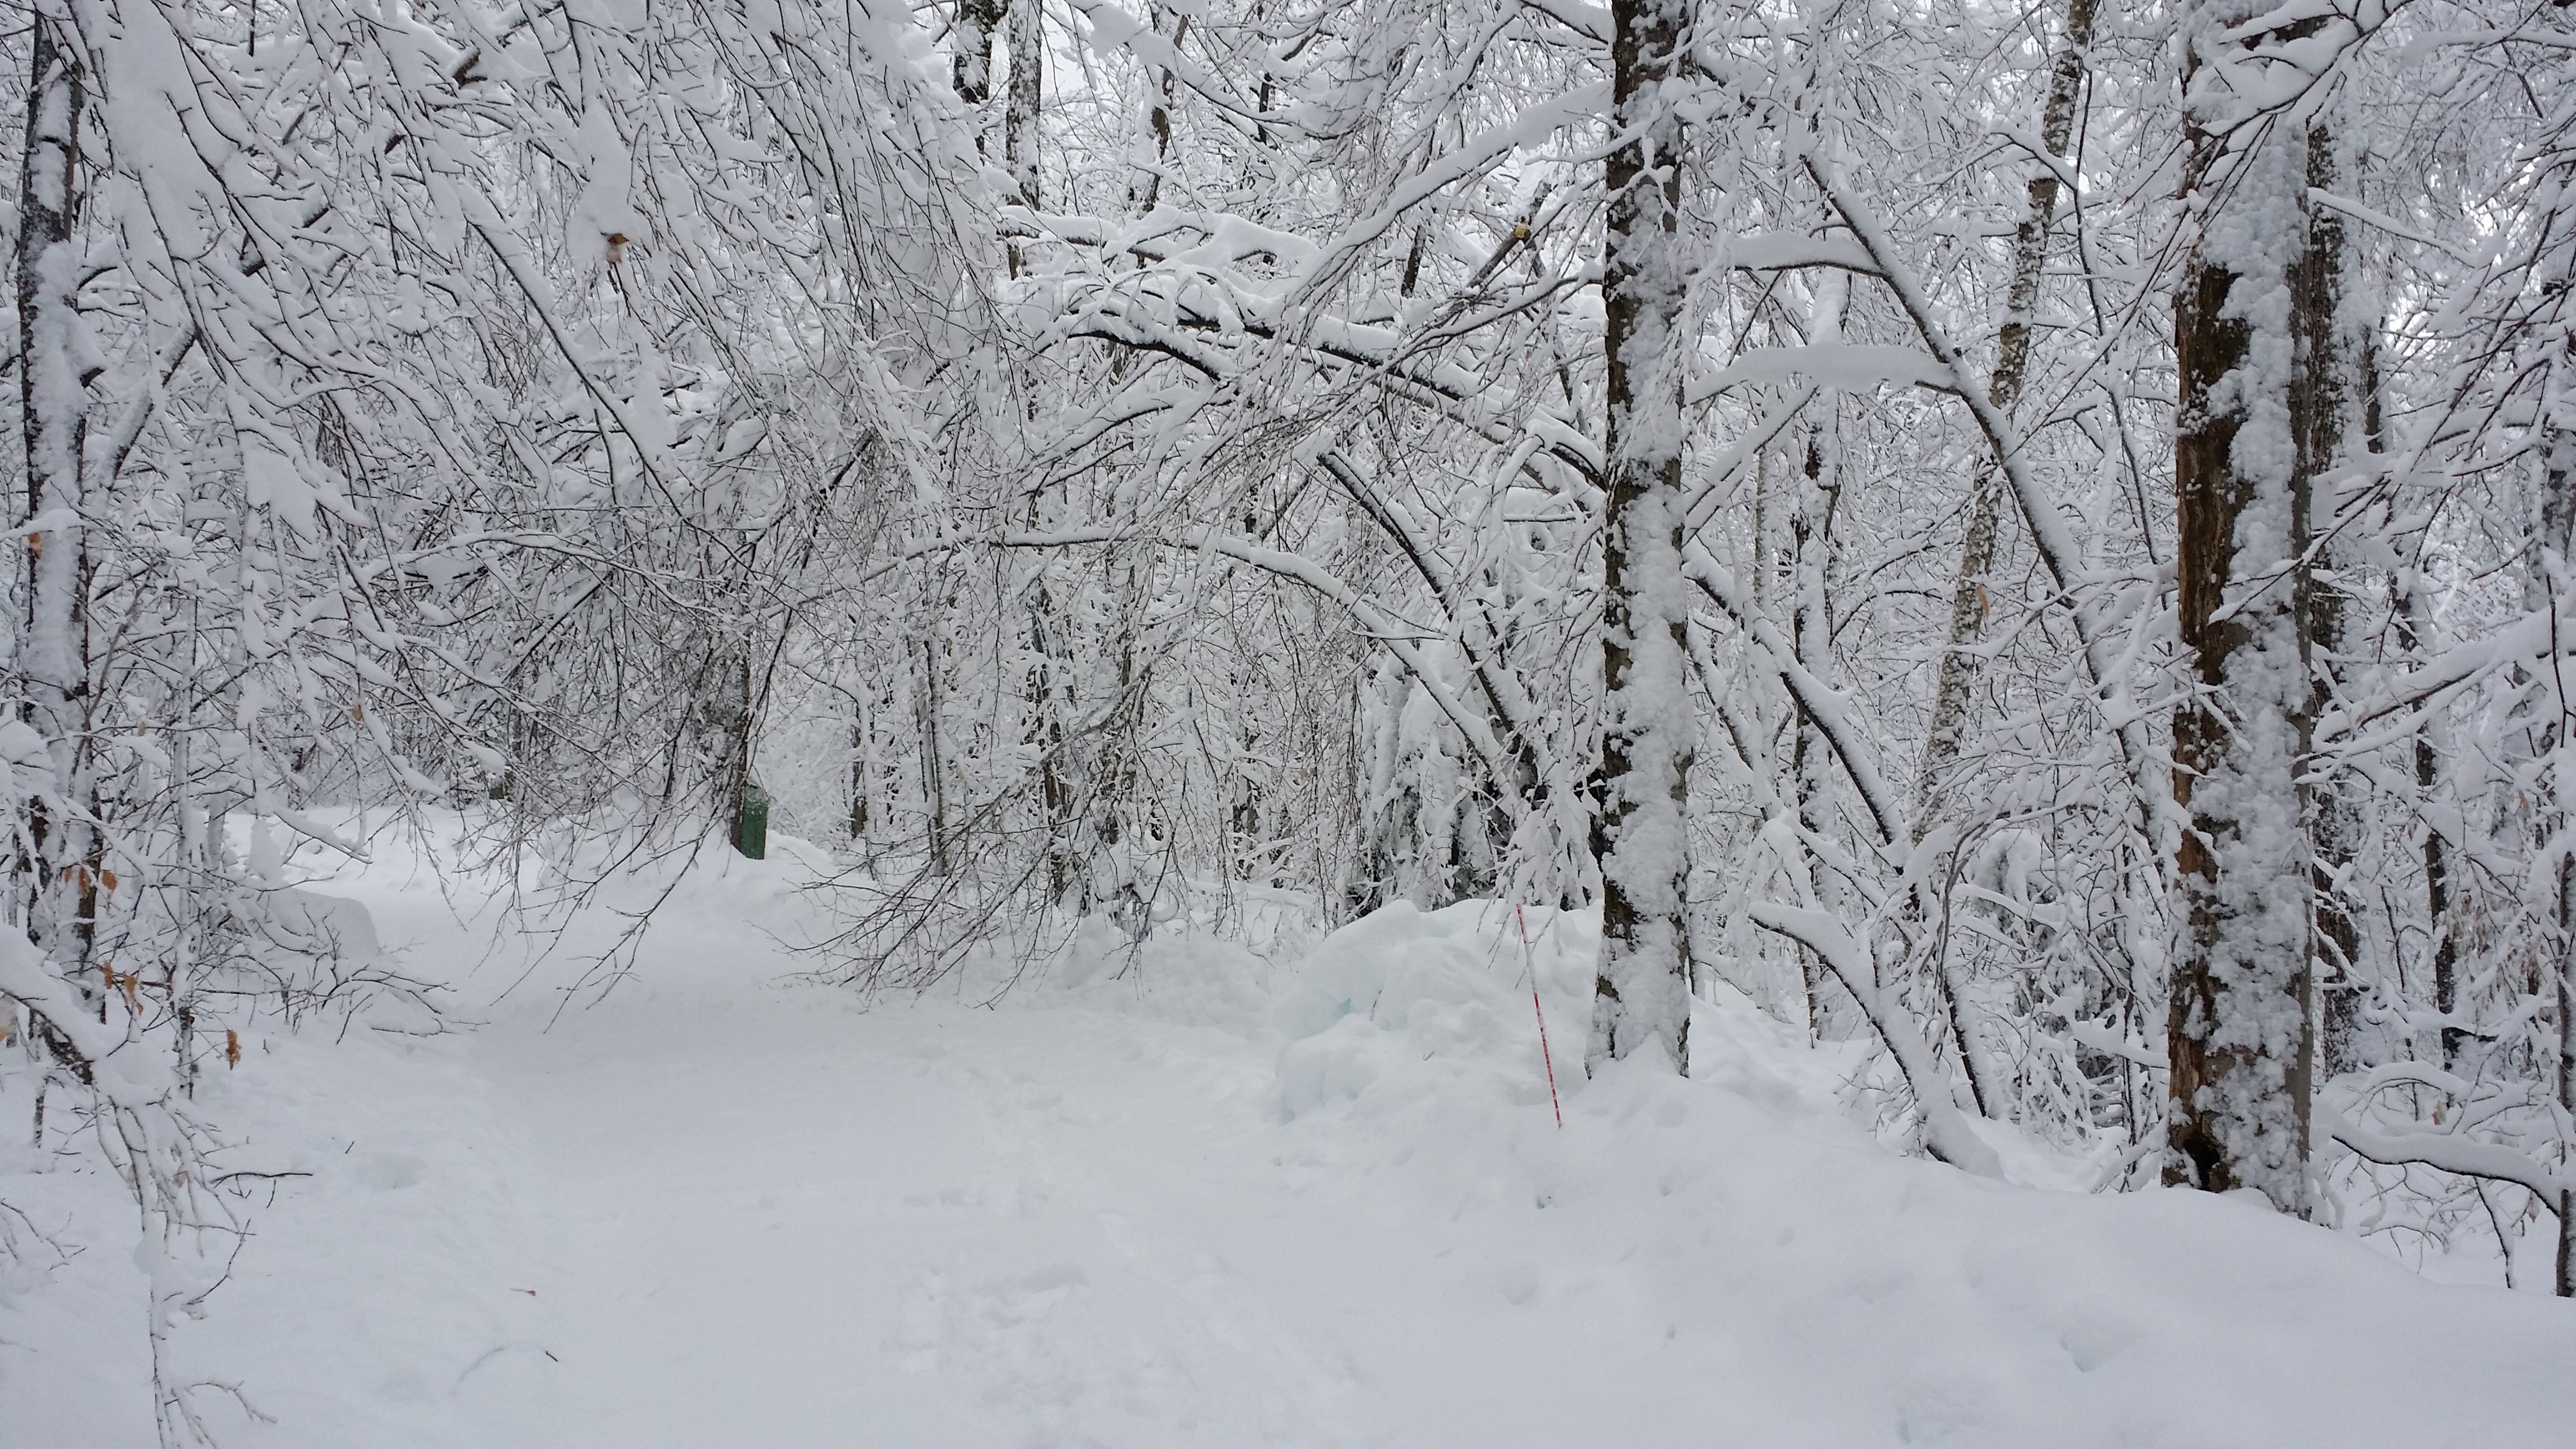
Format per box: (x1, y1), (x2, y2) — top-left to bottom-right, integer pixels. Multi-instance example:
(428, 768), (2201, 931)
(1272, 899), (1586, 1124)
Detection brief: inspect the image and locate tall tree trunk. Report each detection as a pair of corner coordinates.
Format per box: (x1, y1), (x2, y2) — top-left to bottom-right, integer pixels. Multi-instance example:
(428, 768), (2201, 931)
(2557, 851), (2574, 1297)
(1588, 0), (1695, 1074)
(1790, 444), (1830, 1043)
(952, 0), (1005, 107)
(2539, 342), (2575, 1295)
(1004, 0), (1042, 279)
(1915, 0), (2100, 827)
(991, 0), (1065, 896)
(2393, 577), (2461, 1069)
(850, 708), (871, 842)
(1031, 585), (1076, 902)
(2292, 117), (2366, 1078)
(19, 12), (91, 975)
(1005, 0), (1041, 210)
(919, 634), (950, 877)
(2167, 16), (2322, 1216)
(1129, 8), (1183, 215)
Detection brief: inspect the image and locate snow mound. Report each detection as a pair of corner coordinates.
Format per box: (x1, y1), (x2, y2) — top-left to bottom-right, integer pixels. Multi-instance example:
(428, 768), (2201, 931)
(1273, 900), (1588, 1124)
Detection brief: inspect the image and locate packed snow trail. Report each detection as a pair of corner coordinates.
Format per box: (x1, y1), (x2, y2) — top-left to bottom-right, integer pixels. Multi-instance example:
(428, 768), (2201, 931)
(9, 834), (2576, 1447)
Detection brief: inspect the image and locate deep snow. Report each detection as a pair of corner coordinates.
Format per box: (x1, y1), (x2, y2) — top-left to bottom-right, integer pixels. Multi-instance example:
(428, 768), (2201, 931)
(6, 828), (2575, 1448)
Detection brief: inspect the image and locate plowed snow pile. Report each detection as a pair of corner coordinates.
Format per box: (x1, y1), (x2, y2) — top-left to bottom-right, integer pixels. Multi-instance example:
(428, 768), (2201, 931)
(7, 828), (2574, 1447)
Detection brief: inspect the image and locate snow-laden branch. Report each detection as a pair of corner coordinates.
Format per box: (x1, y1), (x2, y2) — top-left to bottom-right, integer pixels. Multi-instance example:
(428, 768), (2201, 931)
(2331, 1120), (2572, 1204)
(1695, 344), (1957, 398)
(1682, 543), (1905, 847)
(2322, 603), (2576, 739)
(1513, 0), (1612, 45)
(1803, 148), (2162, 819)
(1047, 284), (1603, 487)
(0, 931), (172, 1108)
(1727, 233), (1883, 275)
(955, 528), (1517, 778)
(1684, 383), (1818, 530)
(1745, 902), (2003, 1178)
(1312, 451), (1548, 758)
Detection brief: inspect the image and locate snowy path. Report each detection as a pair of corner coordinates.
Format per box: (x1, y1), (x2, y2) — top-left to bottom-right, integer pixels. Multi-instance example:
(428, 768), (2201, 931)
(12, 846), (2576, 1447)
(494, 979), (1370, 1448)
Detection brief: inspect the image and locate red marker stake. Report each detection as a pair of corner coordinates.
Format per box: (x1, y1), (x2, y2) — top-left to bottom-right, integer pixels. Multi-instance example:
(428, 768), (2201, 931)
(1517, 904), (1563, 1128)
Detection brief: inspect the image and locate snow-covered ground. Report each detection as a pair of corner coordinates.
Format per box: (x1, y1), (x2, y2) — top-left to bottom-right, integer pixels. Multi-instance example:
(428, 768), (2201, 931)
(7, 828), (2575, 1447)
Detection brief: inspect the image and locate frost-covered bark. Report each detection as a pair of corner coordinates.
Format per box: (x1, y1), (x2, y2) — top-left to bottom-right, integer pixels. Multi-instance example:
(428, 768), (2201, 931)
(1587, 0), (1695, 1075)
(2291, 114), (2367, 1076)
(1007, 0), (1043, 211)
(954, 0), (1007, 106)
(15, 9), (88, 985)
(2167, 13), (2325, 1214)
(2539, 334), (2576, 1297)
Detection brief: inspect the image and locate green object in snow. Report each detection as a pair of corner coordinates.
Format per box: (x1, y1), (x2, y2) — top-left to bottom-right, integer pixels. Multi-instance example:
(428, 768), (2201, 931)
(734, 783), (769, 861)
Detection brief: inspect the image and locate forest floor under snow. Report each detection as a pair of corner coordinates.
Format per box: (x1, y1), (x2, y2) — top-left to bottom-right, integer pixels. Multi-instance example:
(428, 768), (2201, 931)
(7, 825), (2576, 1448)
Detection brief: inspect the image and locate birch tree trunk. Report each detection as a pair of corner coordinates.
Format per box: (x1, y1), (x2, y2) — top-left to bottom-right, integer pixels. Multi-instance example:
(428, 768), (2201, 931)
(1913, 0), (2099, 827)
(2167, 13), (2321, 1214)
(1588, 0), (1697, 1073)
(18, 11), (92, 979)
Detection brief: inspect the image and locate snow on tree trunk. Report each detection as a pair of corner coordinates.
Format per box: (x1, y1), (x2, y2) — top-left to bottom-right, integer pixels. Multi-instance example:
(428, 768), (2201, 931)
(2167, 14), (2325, 1216)
(2291, 114), (2366, 1078)
(2557, 856), (2575, 1297)
(2543, 381), (2576, 1297)
(954, 0), (1005, 107)
(18, 11), (92, 983)
(1588, 0), (1695, 1075)
(1006, 0), (1042, 211)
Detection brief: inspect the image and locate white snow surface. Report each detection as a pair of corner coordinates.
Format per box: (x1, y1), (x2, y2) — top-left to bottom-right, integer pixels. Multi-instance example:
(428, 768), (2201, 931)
(7, 827), (2574, 1448)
